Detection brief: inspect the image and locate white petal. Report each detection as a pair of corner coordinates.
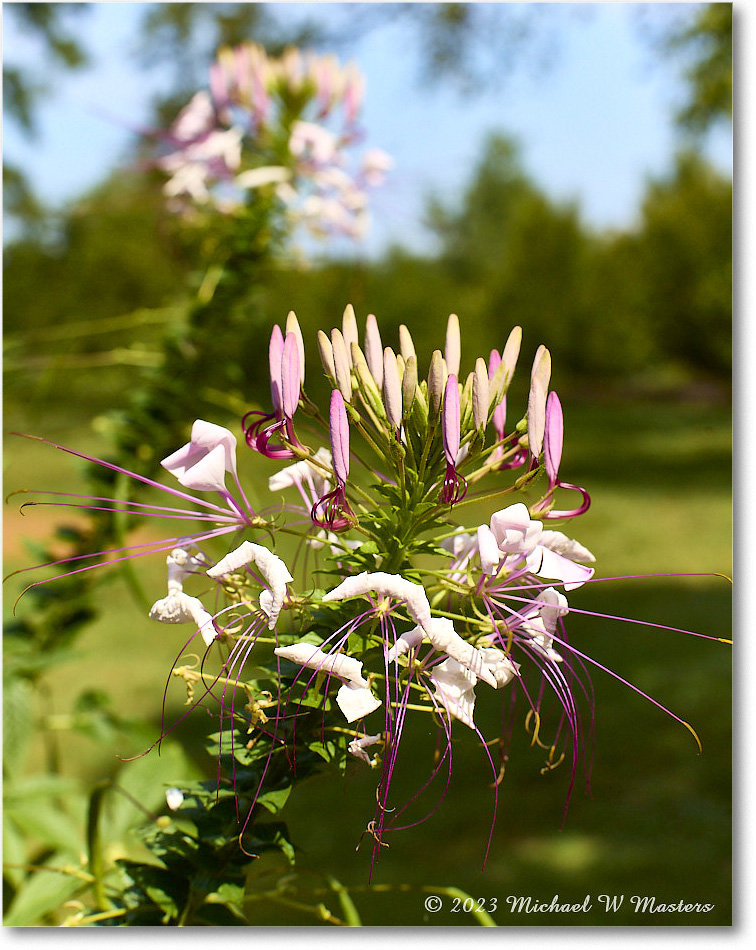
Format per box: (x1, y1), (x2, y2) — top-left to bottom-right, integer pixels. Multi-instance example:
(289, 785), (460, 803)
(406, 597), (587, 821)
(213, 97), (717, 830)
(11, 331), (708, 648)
(386, 625), (425, 663)
(348, 732), (382, 765)
(235, 165), (291, 189)
(430, 659), (477, 730)
(336, 683), (382, 722)
(274, 643), (368, 688)
(540, 530), (596, 564)
(533, 546), (594, 591)
(207, 541), (292, 630)
(322, 571), (432, 633)
(149, 592), (216, 646)
(476, 524), (501, 575)
(425, 617), (498, 689)
(479, 647), (520, 688)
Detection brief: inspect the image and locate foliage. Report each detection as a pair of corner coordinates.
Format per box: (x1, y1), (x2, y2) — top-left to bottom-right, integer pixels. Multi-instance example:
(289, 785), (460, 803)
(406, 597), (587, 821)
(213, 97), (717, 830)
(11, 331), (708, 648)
(665, 2), (733, 135)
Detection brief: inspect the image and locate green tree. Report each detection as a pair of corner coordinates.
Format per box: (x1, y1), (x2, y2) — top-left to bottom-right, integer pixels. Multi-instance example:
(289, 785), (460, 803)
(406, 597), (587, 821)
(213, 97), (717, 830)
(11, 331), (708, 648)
(666, 2), (732, 135)
(634, 150), (732, 376)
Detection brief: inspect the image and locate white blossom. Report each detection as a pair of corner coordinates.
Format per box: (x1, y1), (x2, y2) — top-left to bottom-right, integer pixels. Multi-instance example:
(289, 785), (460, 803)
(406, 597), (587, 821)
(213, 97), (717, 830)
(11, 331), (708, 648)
(430, 658), (478, 730)
(149, 591), (216, 647)
(207, 541), (293, 629)
(322, 571), (433, 634)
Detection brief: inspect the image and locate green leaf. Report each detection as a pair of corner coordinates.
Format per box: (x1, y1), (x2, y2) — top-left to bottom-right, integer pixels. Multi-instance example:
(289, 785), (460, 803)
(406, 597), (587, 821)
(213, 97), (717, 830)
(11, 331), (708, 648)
(2, 851), (87, 926)
(100, 742), (199, 844)
(118, 860), (186, 922)
(255, 784), (291, 815)
(5, 797), (86, 854)
(2, 674), (34, 775)
(202, 881), (247, 922)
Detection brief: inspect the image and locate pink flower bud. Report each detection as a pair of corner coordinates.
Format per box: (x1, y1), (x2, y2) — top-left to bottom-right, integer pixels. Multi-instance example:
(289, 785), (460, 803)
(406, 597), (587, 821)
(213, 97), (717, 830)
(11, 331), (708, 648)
(330, 389), (350, 485)
(445, 314), (461, 377)
(442, 374), (461, 465)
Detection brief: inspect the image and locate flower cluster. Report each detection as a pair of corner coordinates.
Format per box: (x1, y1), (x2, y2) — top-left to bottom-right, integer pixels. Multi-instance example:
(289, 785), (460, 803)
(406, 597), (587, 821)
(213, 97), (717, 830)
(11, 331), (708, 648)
(14, 306), (709, 865)
(155, 43), (392, 240)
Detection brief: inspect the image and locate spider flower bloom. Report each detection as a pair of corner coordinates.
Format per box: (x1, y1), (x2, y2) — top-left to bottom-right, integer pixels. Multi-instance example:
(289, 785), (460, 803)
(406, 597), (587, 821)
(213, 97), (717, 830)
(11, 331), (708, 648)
(440, 375), (467, 505)
(532, 391), (591, 520)
(477, 503), (593, 591)
(207, 540), (293, 628)
(149, 549), (217, 646)
(274, 642), (381, 722)
(311, 390), (357, 531)
(161, 419), (238, 492)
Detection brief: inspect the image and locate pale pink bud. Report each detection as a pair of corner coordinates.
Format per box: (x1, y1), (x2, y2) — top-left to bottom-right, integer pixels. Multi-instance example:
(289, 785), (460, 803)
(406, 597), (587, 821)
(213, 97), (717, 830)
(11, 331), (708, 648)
(445, 314), (461, 377)
(442, 375), (461, 465)
(364, 313), (383, 388)
(329, 389), (350, 484)
(281, 332), (301, 421)
(527, 376), (547, 459)
(342, 304), (358, 367)
(531, 344), (551, 394)
(543, 390), (564, 486)
(399, 324), (416, 362)
(269, 324), (285, 416)
(472, 358), (489, 431)
(286, 311), (305, 384)
(383, 347), (402, 431)
(331, 328), (353, 401)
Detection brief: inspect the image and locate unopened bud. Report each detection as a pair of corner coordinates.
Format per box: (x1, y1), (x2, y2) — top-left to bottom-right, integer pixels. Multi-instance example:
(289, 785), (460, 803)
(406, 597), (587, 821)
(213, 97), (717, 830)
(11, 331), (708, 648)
(445, 313), (461, 377)
(527, 376), (547, 459)
(317, 330), (336, 382)
(531, 344), (551, 395)
(364, 313), (383, 388)
(472, 357), (489, 431)
(352, 342), (386, 418)
(331, 328), (353, 401)
(383, 347), (402, 431)
(286, 311), (305, 384)
(489, 326), (523, 408)
(399, 324), (416, 362)
(502, 326), (522, 386)
(428, 349), (446, 419)
(402, 354), (418, 417)
(460, 370), (474, 431)
(342, 304), (358, 367)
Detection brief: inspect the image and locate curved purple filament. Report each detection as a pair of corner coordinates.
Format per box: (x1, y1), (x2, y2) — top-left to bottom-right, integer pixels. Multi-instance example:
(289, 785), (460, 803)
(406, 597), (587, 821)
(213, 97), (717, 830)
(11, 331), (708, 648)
(440, 461), (467, 506)
(310, 483), (356, 531)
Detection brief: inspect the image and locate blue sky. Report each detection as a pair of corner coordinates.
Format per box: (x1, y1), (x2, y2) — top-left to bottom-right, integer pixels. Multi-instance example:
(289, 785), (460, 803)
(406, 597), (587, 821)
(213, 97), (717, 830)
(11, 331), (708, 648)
(3, 2), (732, 255)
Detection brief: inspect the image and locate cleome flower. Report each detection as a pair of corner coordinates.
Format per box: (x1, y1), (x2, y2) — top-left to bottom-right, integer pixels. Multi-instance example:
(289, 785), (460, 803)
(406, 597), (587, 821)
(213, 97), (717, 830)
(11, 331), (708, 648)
(12, 301), (723, 875)
(153, 42), (392, 241)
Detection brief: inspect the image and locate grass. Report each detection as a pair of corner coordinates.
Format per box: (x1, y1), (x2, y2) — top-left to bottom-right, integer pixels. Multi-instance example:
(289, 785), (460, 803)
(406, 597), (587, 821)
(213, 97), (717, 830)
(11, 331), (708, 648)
(2, 397), (731, 925)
